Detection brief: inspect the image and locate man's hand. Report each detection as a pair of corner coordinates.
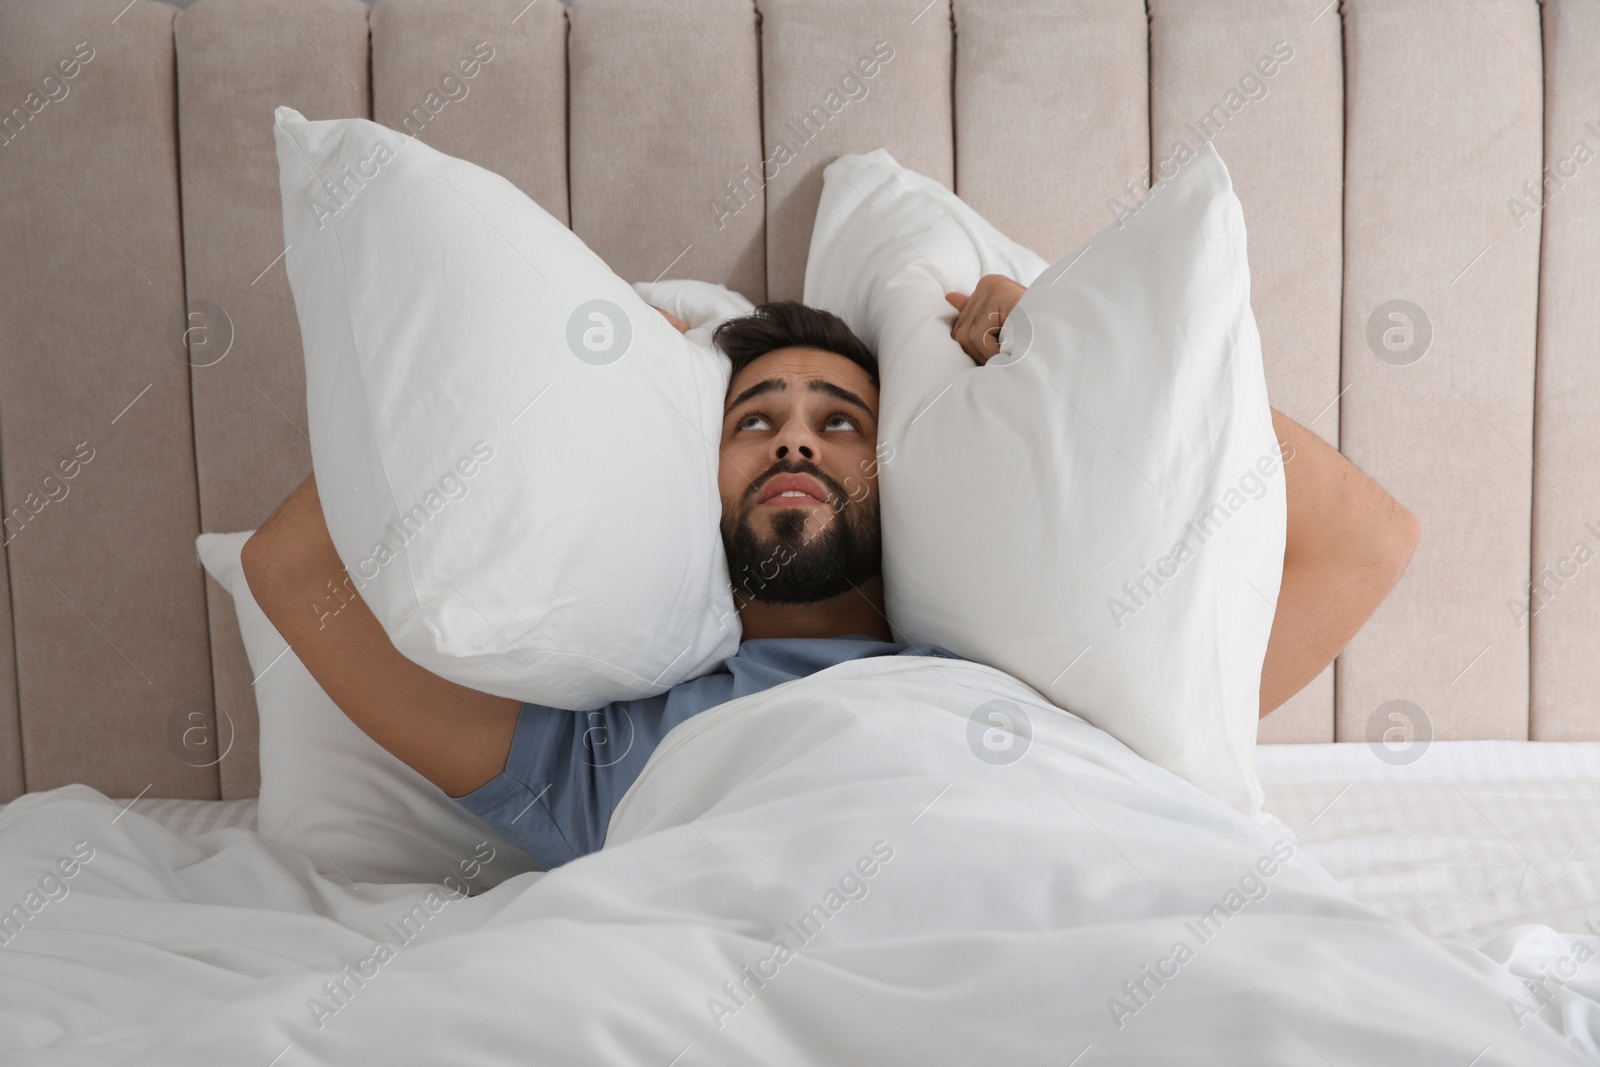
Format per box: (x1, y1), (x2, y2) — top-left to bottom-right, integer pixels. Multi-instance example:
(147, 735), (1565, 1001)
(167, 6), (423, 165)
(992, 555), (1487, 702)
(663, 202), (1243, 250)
(652, 305), (691, 334)
(945, 274), (1027, 365)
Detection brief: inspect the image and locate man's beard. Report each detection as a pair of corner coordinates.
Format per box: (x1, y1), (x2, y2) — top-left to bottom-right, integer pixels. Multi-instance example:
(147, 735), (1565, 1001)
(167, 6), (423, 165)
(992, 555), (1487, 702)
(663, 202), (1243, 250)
(721, 461), (882, 606)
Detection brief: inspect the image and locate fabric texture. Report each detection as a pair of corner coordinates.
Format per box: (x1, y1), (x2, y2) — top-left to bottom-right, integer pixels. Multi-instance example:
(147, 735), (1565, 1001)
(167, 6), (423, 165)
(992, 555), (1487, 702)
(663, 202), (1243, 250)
(176, 0), (375, 800)
(118, 796), (259, 836)
(0, 0), (215, 801)
(371, 0), (568, 222)
(804, 142), (1286, 819)
(951, 0), (1148, 266)
(1532, 0), (1600, 740)
(455, 635), (965, 869)
(568, 0), (765, 300)
(1336, 0), (1541, 742)
(0, 794), (259, 836)
(756, 0), (952, 302)
(1259, 740), (1600, 945)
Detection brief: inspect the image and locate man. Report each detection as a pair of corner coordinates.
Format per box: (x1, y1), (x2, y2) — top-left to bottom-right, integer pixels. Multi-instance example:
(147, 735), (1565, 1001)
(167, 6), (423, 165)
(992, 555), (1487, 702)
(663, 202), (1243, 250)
(243, 278), (1420, 870)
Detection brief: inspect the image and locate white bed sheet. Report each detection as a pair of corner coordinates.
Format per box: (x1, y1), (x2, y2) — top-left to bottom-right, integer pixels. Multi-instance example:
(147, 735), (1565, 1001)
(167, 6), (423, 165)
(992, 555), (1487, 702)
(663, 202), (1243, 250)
(1259, 741), (1600, 945)
(3, 660), (1595, 1064)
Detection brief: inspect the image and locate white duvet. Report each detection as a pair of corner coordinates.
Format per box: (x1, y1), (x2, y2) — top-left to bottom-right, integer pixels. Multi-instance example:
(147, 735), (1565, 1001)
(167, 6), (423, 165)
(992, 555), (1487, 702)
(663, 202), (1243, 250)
(2, 656), (1596, 1065)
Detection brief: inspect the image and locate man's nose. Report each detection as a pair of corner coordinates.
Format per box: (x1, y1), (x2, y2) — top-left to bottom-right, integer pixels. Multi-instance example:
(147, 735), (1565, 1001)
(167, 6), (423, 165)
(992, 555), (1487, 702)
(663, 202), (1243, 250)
(771, 418), (817, 461)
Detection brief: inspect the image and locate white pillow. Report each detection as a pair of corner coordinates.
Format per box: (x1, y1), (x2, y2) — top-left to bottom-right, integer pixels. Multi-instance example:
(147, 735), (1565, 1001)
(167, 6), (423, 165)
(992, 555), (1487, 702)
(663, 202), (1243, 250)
(631, 277), (756, 353)
(804, 143), (1286, 819)
(197, 530), (540, 885)
(272, 105), (738, 710)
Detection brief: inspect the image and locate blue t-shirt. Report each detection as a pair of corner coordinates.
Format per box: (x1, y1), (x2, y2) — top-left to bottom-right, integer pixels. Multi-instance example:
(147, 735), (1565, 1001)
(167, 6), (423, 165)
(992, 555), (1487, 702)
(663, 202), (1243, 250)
(453, 633), (964, 870)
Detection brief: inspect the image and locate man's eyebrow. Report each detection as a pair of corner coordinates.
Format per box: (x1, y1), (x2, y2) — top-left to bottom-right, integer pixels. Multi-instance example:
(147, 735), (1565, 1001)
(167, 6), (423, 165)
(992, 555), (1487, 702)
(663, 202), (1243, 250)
(724, 377), (875, 418)
(725, 377), (784, 414)
(809, 379), (874, 416)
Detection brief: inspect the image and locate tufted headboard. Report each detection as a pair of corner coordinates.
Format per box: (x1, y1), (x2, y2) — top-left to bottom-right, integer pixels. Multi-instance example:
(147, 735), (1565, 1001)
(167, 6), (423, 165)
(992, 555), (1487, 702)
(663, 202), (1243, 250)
(0, 0), (1595, 801)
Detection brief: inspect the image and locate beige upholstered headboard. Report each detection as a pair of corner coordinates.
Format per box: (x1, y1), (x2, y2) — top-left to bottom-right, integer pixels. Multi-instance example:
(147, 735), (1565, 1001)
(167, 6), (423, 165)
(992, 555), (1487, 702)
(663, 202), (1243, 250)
(0, 0), (1594, 801)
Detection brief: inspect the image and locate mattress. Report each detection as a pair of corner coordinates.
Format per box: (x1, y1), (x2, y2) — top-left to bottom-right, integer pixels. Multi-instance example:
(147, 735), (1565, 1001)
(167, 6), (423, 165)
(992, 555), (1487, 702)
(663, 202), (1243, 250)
(1258, 740), (1600, 945)
(99, 794), (258, 835)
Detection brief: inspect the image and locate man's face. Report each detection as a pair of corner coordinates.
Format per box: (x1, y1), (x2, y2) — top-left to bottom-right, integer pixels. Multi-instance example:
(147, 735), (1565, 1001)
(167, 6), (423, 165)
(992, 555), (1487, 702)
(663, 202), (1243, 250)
(719, 346), (882, 605)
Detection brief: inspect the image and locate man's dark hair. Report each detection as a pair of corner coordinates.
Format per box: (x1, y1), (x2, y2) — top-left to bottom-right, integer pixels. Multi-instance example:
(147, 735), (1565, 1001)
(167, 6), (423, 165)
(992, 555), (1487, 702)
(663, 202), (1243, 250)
(712, 300), (879, 389)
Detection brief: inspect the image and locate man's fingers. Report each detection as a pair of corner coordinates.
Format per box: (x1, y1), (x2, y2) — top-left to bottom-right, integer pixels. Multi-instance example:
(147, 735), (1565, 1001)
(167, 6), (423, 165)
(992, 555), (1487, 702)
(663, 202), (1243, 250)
(943, 276), (1025, 364)
(982, 303), (1010, 356)
(953, 303), (979, 363)
(961, 300), (1000, 360)
(982, 312), (1003, 356)
(651, 306), (691, 334)
(948, 288), (1012, 363)
(948, 292), (977, 358)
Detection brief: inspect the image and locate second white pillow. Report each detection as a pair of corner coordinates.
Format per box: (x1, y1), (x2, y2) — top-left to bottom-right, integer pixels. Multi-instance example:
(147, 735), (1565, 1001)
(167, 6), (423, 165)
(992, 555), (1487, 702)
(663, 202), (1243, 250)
(804, 143), (1286, 818)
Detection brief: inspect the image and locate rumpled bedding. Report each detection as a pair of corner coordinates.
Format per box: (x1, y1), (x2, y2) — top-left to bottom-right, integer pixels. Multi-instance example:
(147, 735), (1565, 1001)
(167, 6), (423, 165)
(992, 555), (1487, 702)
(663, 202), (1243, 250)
(1, 655), (1595, 1064)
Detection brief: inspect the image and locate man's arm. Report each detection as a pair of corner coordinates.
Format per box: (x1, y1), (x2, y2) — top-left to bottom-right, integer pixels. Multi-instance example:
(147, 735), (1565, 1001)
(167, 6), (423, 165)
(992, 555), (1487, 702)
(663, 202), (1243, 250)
(240, 474), (521, 797)
(946, 275), (1422, 718)
(1260, 411), (1419, 716)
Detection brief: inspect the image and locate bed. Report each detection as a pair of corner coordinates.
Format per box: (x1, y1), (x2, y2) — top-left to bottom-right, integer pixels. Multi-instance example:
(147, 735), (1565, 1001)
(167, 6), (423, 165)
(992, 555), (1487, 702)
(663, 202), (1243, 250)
(3, 0), (1600, 1061)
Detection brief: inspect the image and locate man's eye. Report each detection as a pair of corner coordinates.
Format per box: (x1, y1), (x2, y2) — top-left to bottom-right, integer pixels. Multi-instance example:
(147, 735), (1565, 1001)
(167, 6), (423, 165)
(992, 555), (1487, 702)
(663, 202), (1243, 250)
(733, 412), (859, 432)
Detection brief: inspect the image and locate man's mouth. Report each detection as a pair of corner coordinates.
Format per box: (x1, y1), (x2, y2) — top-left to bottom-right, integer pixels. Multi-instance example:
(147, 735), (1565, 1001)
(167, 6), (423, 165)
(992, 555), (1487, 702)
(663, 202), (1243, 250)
(757, 472), (830, 507)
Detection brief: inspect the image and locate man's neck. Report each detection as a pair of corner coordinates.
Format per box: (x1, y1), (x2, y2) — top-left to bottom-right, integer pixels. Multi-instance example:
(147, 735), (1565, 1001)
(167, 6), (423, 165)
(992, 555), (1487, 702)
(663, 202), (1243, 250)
(734, 575), (894, 642)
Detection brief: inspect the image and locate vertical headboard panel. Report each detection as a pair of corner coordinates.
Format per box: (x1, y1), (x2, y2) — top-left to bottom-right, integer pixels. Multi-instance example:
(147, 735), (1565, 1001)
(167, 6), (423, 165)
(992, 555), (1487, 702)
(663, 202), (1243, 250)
(0, 0), (215, 798)
(758, 0), (954, 303)
(1531, 0), (1600, 741)
(1148, 0), (1345, 742)
(568, 0), (764, 299)
(1338, 0), (1542, 742)
(0, 493), (18, 800)
(371, 0), (569, 221)
(177, 0), (372, 797)
(950, 0), (1148, 273)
